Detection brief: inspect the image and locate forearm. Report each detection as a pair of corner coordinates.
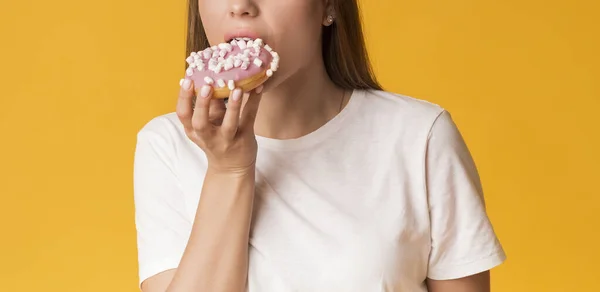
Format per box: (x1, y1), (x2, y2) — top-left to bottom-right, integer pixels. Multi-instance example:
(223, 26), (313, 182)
(426, 271), (490, 292)
(167, 167), (256, 292)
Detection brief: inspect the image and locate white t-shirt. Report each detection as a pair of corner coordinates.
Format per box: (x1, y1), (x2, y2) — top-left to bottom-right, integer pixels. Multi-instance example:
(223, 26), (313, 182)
(133, 89), (506, 291)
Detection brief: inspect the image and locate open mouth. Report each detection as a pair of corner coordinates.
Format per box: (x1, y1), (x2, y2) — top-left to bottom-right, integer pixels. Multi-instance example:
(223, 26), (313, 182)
(226, 37), (255, 43)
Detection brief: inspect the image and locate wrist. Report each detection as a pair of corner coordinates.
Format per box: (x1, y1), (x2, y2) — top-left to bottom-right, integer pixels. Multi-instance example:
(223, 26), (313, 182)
(206, 163), (256, 178)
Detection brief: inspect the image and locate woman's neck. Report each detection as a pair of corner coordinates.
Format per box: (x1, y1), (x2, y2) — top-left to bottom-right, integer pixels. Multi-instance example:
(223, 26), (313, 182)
(253, 57), (345, 140)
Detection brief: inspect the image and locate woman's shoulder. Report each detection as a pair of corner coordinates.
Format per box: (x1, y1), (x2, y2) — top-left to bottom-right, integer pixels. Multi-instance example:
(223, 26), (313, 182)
(359, 89), (445, 117)
(355, 89), (448, 131)
(136, 112), (187, 146)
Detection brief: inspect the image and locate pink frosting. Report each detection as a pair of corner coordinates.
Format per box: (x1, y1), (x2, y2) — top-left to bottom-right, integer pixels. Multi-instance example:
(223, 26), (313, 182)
(185, 44), (274, 89)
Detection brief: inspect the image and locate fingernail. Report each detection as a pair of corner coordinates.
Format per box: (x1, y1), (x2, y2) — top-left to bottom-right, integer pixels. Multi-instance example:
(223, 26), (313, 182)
(200, 85), (211, 98)
(182, 79), (192, 90)
(179, 79), (184, 86)
(255, 85), (264, 94)
(232, 88), (242, 101)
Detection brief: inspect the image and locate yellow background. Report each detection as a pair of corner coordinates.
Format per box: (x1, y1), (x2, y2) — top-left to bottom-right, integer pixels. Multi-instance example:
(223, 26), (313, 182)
(1, 0), (598, 291)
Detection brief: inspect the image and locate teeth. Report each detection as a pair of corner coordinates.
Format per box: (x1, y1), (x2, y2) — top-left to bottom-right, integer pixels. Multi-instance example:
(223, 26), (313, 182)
(228, 80), (235, 90)
(247, 40), (254, 47)
(231, 39), (237, 47)
(217, 79), (226, 88)
(243, 37), (251, 41)
(254, 38), (263, 47)
(204, 76), (214, 84)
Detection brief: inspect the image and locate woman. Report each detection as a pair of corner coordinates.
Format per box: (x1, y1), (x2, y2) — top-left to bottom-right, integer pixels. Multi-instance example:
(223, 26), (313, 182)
(133, 0), (506, 291)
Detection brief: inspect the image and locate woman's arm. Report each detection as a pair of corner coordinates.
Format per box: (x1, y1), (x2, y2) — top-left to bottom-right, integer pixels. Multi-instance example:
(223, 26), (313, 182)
(140, 84), (264, 292)
(426, 271), (490, 292)
(141, 168), (256, 292)
(424, 110), (505, 288)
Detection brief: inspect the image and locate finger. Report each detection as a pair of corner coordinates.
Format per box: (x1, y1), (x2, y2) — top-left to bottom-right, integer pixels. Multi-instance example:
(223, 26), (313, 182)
(208, 98), (227, 125)
(221, 88), (243, 138)
(175, 79), (194, 133)
(240, 85), (264, 132)
(191, 85), (213, 132)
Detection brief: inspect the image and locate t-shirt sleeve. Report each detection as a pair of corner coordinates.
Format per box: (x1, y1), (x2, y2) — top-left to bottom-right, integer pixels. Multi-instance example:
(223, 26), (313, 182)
(425, 110), (506, 280)
(133, 119), (192, 287)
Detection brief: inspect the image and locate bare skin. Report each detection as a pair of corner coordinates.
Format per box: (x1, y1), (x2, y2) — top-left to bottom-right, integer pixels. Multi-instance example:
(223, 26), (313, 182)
(427, 271), (491, 292)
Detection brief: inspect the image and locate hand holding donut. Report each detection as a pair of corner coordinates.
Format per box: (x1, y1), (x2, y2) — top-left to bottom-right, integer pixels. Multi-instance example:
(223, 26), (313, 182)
(176, 80), (264, 174)
(175, 38), (278, 173)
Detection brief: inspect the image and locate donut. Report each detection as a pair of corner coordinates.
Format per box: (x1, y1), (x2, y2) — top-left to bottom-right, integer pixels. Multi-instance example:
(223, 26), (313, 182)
(181, 38), (279, 99)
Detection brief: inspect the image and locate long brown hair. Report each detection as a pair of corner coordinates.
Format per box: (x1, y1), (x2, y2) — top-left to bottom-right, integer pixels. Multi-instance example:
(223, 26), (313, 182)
(185, 0), (382, 91)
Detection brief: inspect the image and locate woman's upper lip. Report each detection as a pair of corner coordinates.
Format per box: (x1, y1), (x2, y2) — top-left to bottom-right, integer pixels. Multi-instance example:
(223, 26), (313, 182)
(224, 29), (261, 42)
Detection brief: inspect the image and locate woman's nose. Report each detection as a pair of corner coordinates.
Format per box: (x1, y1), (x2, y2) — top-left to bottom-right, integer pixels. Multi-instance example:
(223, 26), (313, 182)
(228, 0), (259, 18)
